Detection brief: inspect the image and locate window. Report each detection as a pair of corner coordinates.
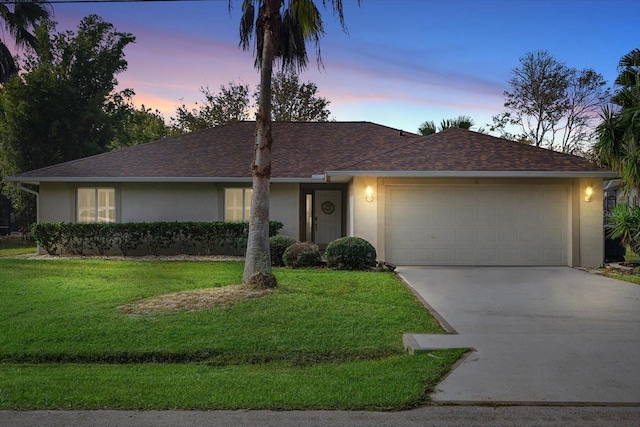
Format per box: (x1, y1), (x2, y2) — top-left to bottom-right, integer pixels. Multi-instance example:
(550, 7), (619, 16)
(78, 188), (115, 223)
(225, 188), (252, 221)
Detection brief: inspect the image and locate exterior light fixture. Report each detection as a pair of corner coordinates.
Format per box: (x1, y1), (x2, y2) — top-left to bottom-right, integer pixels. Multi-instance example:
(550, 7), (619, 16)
(585, 186), (593, 202)
(365, 186), (374, 202)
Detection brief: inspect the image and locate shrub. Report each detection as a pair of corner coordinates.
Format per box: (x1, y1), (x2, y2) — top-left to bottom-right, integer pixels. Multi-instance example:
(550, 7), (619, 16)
(283, 242), (322, 268)
(325, 237), (377, 270)
(30, 221), (284, 256)
(269, 235), (298, 266)
(607, 204), (640, 258)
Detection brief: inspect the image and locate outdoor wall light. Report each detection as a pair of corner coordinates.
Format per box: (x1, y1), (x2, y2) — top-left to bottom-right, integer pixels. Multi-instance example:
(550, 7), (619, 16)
(365, 186), (374, 202)
(585, 186), (593, 202)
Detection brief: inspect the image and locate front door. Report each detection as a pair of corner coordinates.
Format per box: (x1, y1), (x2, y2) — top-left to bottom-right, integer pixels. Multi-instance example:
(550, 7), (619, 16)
(314, 190), (342, 248)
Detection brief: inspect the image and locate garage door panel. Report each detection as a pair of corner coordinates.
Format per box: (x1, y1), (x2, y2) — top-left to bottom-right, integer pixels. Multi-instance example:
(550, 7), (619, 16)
(386, 205), (416, 225)
(454, 248), (475, 263)
(432, 206), (453, 225)
(385, 185), (568, 266)
(453, 189), (478, 203)
(478, 207), (499, 226)
(498, 248), (520, 264)
(544, 207), (565, 225)
(455, 228), (474, 243)
(543, 228), (565, 241)
(476, 248), (498, 264)
(387, 188), (415, 203)
(433, 248), (453, 264)
(521, 229), (542, 242)
(545, 189), (565, 204)
(430, 228), (453, 243)
(454, 209), (475, 225)
(499, 228), (520, 242)
(478, 229), (498, 242)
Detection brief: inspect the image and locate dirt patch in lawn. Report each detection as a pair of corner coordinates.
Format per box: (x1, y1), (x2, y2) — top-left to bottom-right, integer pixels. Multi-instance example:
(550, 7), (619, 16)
(118, 284), (272, 314)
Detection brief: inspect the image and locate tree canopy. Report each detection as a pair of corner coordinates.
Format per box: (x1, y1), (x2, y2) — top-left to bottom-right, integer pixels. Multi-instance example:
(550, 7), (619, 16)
(171, 71), (331, 133)
(110, 105), (169, 151)
(265, 70), (331, 121)
(491, 50), (609, 153)
(0, 15), (135, 221)
(172, 82), (251, 133)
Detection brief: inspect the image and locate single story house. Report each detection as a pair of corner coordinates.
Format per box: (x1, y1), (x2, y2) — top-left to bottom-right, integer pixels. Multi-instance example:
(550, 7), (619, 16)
(7, 121), (616, 267)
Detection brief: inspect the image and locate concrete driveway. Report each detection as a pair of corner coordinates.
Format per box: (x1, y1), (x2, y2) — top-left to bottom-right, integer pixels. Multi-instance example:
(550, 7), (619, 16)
(398, 267), (640, 404)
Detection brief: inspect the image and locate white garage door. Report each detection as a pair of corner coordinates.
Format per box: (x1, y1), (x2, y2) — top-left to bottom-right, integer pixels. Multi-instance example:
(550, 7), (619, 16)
(385, 185), (568, 266)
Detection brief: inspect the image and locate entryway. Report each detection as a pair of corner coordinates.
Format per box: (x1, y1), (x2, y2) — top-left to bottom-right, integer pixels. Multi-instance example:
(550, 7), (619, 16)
(300, 185), (346, 249)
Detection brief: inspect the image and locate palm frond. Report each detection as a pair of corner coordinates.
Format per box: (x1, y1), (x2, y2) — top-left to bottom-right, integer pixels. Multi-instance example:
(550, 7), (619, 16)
(1, 1), (51, 49)
(0, 40), (18, 82)
(238, 0), (355, 72)
(238, 0), (255, 51)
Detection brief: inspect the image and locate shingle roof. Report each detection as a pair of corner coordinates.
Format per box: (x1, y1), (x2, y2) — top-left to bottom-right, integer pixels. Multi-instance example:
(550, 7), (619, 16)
(9, 121), (612, 182)
(332, 127), (607, 172)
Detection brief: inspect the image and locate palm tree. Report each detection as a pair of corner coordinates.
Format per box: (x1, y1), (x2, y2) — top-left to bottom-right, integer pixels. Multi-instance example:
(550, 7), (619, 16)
(0, 0), (51, 83)
(418, 115), (476, 136)
(595, 48), (640, 192)
(235, 0), (358, 287)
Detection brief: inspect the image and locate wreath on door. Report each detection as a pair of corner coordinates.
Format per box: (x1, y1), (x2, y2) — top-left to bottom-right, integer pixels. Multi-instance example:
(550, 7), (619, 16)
(321, 201), (335, 214)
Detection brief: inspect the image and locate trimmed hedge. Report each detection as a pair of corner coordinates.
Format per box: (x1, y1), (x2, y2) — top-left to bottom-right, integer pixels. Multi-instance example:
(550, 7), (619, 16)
(31, 221), (284, 256)
(325, 237), (377, 270)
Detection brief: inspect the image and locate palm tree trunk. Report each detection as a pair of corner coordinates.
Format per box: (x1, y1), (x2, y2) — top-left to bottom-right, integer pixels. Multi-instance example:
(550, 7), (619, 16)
(242, 0), (280, 288)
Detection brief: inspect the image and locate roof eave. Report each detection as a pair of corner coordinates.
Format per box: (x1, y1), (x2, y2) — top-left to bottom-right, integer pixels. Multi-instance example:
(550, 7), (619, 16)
(4, 176), (328, 184)
(325, 170), (618, 181)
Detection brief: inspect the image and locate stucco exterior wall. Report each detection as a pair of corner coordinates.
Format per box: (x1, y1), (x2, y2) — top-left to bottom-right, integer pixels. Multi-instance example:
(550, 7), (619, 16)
(121, 183), (218, 222)
(37, 181), (299, 239)
(350, 176), (379, 253)
(268, 183), (299, 239)
(578, 177), (605, 267)
(39, 183), (74, 223)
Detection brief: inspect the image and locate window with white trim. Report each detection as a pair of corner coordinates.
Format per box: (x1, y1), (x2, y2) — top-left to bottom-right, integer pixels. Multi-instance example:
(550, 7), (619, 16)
(225, 188), (252, 221)
(78, 188), (115, 223)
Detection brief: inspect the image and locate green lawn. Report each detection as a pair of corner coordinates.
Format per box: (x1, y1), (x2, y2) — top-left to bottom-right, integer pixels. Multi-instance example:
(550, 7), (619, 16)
(599, 269), (640, 285)
(0, 259), (464, 410)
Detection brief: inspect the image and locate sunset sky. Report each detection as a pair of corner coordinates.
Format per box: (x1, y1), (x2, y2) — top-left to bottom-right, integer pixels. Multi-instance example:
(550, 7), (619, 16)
(42, 0), (639, 134)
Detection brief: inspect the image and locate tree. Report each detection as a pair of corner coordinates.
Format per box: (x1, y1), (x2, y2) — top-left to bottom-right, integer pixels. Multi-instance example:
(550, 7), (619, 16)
(0, 15), (135, 222)
(172, 72), (331, 133)
(491, 50), (608, 153)
(110, 104), (169, 150)
(595, 48), (640, 191)
(0, 0), (51, 83)
(236, 0), (357, 287)
(264, 70), (331, 121)
(418, 115), (475, 136)
(171, 82), (251, 133)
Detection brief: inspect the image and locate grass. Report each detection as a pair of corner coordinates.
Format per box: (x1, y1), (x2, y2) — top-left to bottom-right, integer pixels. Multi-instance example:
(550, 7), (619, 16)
(0, 258), (464, 410)
(599, 268), (640, 285)
(599, 245), (640, 285)
(0, 236), (37, 256)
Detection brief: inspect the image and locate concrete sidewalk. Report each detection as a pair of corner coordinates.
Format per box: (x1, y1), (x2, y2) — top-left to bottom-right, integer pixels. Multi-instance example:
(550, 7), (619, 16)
(398, 266), (640, 404)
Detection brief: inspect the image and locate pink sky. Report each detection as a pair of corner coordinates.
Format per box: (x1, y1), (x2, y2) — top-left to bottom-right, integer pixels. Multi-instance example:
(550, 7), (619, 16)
(26, 0), (640, 134)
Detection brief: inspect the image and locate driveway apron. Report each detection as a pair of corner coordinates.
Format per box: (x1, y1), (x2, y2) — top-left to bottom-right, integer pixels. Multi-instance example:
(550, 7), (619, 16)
(398, 267), (640, 404)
